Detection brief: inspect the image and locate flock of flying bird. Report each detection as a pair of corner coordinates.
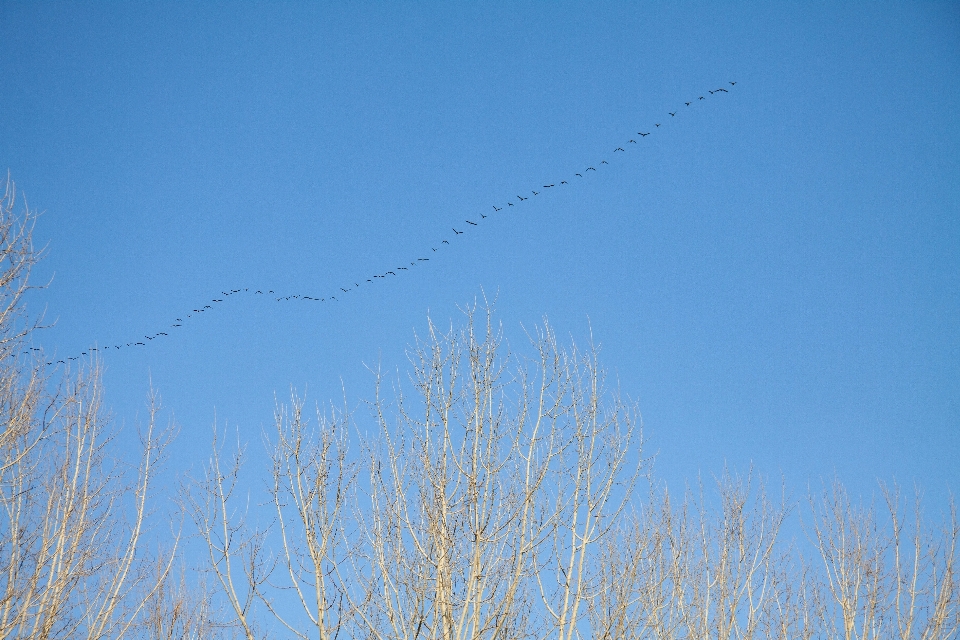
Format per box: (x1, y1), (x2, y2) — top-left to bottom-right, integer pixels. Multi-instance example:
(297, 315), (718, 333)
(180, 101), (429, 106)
(29, 83), (736, 366)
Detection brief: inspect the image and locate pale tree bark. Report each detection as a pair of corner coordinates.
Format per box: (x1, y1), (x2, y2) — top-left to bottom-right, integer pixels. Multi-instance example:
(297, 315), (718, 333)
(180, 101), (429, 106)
(0, 367), (179, 640)
(535, 328), (642, 640)
(182, 423), (270, 640)
(0, 176), (182, 639)
(264, 391), (355, 640)
(810, 480), (959, 640)
(356, 305), (561, 640)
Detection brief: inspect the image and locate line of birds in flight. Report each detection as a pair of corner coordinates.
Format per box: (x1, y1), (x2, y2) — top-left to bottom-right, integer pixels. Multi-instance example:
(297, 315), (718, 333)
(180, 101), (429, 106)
(29, 83), (736, 366)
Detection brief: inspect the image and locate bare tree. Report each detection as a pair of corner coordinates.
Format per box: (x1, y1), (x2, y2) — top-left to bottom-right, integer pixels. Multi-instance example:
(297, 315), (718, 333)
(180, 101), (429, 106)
(0, 175), (188, 639)
(138, 556), (230, 640)
(182, 423), (270, 640)
(883, 485), (959, 640)
(263, 391), (356, 640)
(189, 304), (643, 639)
(0, 365), (181, 639)
(808, 480), (959, 640)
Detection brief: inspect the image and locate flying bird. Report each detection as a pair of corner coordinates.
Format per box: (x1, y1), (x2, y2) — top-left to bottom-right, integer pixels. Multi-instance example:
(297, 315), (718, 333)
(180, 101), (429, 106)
(532, 190), (539, 195)
(614, 148), (624, 152)
(669, 112), (676, 116)
(453, 228), (463, 234)
(507, 202), (514, 206)
(442, 240), (450, 244)
(628, 140), (636, 143)
(466, 220), (477, 225)
(387, 271), (396, 275)
(544, 184), (554, 188)
(685, 102), (691, 106)
(587, 167), (596, 171)
(481, 212), (487, 218)
(639, 132), (650, 136)
(576, 173), (583, 177)
(493, 205), (501, 211)
(730, 81), (736, 85)
(560, 180), (568, 184)
(699, 96), (704, 100)
(601, 160), (608, 164)
(655, 123), (661, 127)
(517, 195), (527, 201)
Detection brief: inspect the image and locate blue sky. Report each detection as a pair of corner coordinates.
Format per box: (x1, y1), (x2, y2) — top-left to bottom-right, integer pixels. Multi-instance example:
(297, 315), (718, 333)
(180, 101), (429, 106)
(2, 2), (958, 503)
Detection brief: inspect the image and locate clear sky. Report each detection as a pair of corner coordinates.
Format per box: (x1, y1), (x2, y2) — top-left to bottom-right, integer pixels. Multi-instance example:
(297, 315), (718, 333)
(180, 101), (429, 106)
(2, 2), (958, 503)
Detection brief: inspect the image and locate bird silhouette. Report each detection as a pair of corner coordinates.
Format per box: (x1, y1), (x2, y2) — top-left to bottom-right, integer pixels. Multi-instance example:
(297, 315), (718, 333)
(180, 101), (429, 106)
(419, 258), (429, 261)
(41, 81), (738, 366)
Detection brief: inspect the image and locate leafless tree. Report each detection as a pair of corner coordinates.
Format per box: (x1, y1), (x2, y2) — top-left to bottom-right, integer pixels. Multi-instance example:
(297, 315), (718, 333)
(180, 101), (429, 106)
(808, 480), (959, 640)
(0, 174), (193, 639)
(189, 304), (643, 639)
(182, 423), (270, 640)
